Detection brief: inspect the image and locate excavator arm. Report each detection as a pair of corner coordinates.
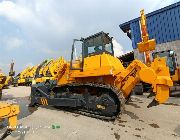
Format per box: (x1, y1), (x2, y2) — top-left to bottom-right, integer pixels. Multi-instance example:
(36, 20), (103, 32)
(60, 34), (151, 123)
(0, 103), (19, 139)
(49, 57), (66, 79)
(115, 57), (173, 107)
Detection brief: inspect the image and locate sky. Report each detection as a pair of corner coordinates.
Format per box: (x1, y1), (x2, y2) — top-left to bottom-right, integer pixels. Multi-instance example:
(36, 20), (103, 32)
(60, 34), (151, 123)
(0, 0), (178, 74)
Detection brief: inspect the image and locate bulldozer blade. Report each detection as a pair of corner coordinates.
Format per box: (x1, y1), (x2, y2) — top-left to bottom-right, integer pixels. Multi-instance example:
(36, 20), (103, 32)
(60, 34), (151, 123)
(147, 99), (159, 108)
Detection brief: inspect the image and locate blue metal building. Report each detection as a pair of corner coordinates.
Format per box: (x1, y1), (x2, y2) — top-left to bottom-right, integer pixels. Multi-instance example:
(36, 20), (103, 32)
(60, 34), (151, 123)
(120, 2), (180, 49)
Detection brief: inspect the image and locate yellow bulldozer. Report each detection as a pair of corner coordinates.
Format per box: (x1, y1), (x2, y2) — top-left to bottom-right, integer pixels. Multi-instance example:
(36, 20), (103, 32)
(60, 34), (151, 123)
(29, 30), (173, 120)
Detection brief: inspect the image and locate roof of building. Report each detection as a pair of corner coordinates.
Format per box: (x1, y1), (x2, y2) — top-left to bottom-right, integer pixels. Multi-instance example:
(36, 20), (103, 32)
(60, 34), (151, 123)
(120, 2), (180, 33)
(119, 2), (180, 49)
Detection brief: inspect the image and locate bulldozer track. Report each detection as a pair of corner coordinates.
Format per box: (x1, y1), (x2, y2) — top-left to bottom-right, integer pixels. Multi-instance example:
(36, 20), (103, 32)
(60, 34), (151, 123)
(57, 82), (126, 120)
(31, 82), (126, 120)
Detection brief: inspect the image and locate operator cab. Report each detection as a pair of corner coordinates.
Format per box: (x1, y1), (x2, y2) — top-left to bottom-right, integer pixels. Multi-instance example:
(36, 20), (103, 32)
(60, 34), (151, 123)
(70, 31), (114, 70)
(83, 32), (114, 57)
(152, 50), (177, 75)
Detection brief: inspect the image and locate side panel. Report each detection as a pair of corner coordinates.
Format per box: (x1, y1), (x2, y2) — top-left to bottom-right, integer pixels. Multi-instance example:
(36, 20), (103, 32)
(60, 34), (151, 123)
(72, 53), (124, 77)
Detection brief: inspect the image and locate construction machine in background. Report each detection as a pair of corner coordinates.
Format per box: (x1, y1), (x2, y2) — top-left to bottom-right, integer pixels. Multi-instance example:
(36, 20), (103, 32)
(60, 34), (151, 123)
(132, 9), (156, 95)
(48, 57), (66, 80)
(138, 50), (180, 96)
(13, 73), (20, 87)
(9, 61), (15, 77)
(0, 67), (19, 139)
(17, 66), (32, 86)
(137, 10), (156, 66)
(14, 66), (37, 86)
(29, 31), (173, 120)
(3, 61), (15, 89)
(34, 59), (53, 84)
(13, 59), (57, 86)
(25, 66), (38, 86)
(153, 50), (180, 95)
(34, 57), (66, 84)
(0, 76), (19, 139)
(0, 72), (6, 99)
(0, 103), (20, 140)
(131, 10), (180, 96)
(35, 59), (53, 84)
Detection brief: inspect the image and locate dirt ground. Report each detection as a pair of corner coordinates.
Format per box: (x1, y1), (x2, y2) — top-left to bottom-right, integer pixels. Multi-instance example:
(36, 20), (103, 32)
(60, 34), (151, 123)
(0, 86), (180, 140)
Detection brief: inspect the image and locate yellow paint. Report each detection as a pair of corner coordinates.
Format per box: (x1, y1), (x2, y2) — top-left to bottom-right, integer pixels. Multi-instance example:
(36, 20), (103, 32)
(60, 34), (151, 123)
(0, 72), (6, 89)
(55, 52), (173, 104)
(17, 65), (38, 85)
(34, 57), (66, 83)
(171, 67), (180, 82)
(0, 103), (19, 130)
(18, 66), (32, 85)
(137, 9), (156, 66)
(29, 10), (173, 105)
(96, 104), (106, 110)
(0, 68), (19, 132)
(4, 76), (12, 87)
(40, 98), (48, 105)
(26, 66), (38, 78)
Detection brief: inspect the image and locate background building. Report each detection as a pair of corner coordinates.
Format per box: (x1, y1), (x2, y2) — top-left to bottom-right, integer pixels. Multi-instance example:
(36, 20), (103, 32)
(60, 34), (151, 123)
(120, 2), (180, 64)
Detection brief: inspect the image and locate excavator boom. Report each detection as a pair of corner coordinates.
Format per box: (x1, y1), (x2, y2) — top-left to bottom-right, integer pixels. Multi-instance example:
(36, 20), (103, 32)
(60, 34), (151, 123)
(137, 9), (156, 66)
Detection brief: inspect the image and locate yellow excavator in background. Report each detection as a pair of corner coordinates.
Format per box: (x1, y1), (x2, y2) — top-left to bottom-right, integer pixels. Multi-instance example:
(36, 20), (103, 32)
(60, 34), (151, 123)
(143, 12), (180, 96)
(35, 59), (54, 84)
(29, 29), (173, 120)
(0, 68), (19, 139)
(134, 50), (180, 96)
(144, 50), (180, 96)
(137, 9), (156, 65)
(132, 9), (156, 95)
(132, 10), (180, 96)
(48, 57), (66, 80)
(3, 61), (15, 89)
(14, 65), (38, 86)
(34, 57), (66, 84)
(25, 66), (38, 86)
(0, 71), (6, 99)
(17, 66), (32, 86)
(0, 103), (20, 140)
